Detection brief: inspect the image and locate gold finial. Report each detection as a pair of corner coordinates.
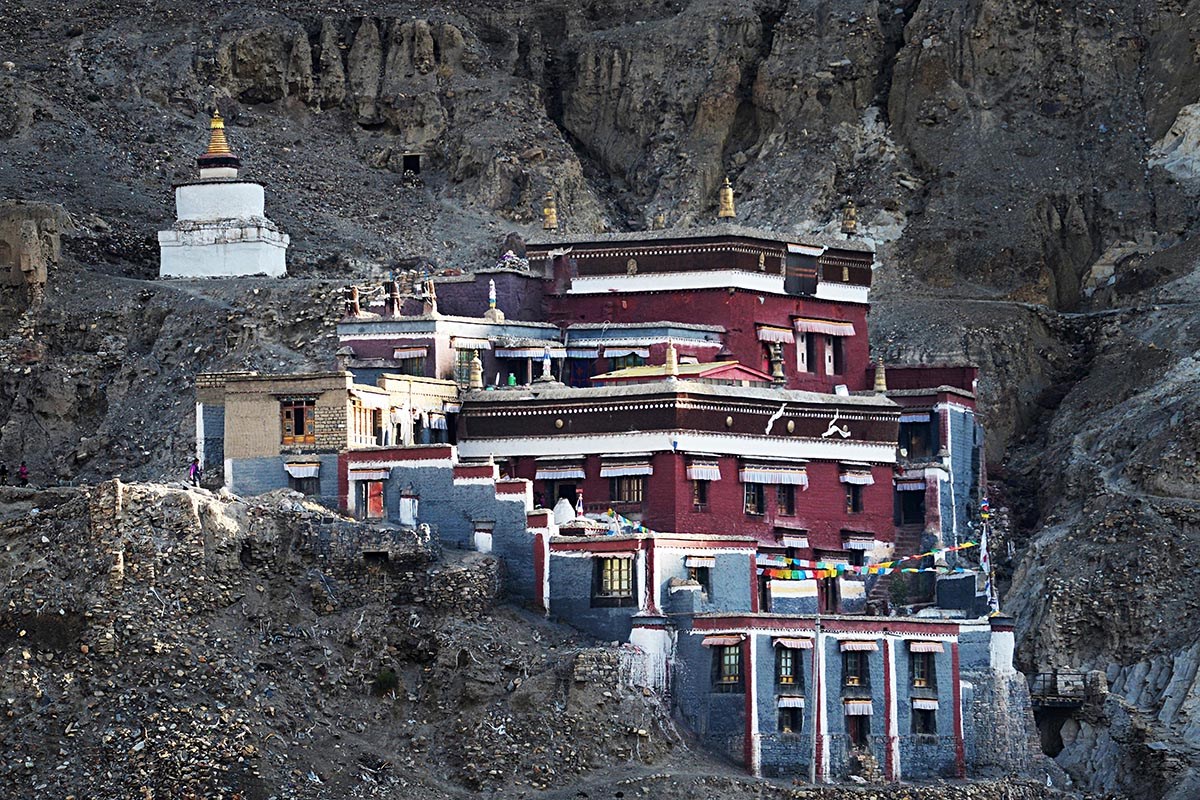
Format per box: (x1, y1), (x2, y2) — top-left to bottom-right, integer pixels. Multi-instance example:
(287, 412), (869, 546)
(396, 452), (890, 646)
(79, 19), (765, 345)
(874, 358), (887, 393)
(542, 190), (559, 231)
(841, 200), (858, 236)
(652, 210), (666, 230)
(205, 110), (233, 156)
(717, 176), (736, 219)
(665, 341), (679, 378)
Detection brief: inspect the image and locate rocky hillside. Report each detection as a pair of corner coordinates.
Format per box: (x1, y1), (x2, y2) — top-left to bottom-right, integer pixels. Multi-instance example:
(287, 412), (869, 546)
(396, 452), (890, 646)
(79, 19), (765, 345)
(5, 0), (1200, 796)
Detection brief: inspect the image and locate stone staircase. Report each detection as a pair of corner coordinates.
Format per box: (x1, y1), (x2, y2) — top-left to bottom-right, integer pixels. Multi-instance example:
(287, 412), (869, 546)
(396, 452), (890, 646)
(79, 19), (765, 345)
(867, 523), (926, 610)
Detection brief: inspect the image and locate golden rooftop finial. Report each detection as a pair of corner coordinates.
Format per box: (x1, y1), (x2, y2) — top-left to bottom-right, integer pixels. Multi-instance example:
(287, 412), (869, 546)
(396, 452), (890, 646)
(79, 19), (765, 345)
(717, 176), (736, 219)
(205, 110), (233, 157)
(841, 199), (858, 237)
(874, 358), (887, 393)
(542, 190), (559, 231)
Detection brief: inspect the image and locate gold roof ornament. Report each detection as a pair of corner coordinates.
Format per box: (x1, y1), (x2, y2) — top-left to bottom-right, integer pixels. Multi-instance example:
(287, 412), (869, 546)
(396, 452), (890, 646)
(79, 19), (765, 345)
(841, 200), (858, 237)
(874, 358), (887, 393)
(206, 110), (233, 156)
(542, 190), (559, 231)
(652, 210), (666, 230)
(717, 176), (736, 219)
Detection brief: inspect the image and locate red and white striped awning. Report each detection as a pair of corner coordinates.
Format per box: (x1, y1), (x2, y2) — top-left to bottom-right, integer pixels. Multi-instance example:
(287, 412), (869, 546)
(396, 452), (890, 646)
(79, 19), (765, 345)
(284, 463), (320, 479)
(701, 635), (745, 647)
(686, 460), (721, 481)
(684, 556), (716, 569)
(777, 696), (806, 708)
(452, 337), (491, 350)
(349, 469), (391, 481)
(839, 640), (879, 652)
(567, 348), (600, 359)
(839, 465), (875, 485)
(896, 480), (927, 492)
(604, 347), (650, 358)
(844, 700), (874, 716)
(756, 324), (795, 344)
(909, 641), (945, 653)
(393, 346), (427, 360)
(739, 463), (808, 486)
(843, 534), (876, 551)
(773, 637), (813, 649)
(793, 317), (855, 337)
(599, 461), (653, 477)
(912, 698), (939, 711)
(535, 465), (586, 480)
(496, 347), (566, 359)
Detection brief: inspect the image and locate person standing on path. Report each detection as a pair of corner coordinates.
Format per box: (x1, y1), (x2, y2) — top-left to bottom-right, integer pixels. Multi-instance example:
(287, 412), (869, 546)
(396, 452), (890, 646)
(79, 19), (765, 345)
(16, 461), (28, 487)
(188, 458), (202, 487)
(0, 463), (7, 485)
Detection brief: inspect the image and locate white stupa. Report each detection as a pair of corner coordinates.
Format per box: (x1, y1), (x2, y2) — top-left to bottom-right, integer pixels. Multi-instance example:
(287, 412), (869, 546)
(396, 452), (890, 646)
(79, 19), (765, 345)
(158, 110), (289, 278)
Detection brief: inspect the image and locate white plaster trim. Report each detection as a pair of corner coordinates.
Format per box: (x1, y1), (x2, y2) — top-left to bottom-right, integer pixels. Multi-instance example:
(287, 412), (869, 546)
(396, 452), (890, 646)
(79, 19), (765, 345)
(566, 270), (788, 296)
(452, 477), (496, 486)
(497, 493), (528, 503)
(815, 627), (829, 782)
(388, 458), (456, 469)
(540, 533), (551, 615)
(814, 281), (870, 304)
(223, 458), (233, 493)
(654, 546), (755, 555)
(195, 402), (205, 466)
(636, 551), (648, 614)
(886, 638), (901, 782)
(457, 431), (897, 464)
(748, 631), (762, 778)
(339, 331), (437, 342)
(933, 401), (976, 414)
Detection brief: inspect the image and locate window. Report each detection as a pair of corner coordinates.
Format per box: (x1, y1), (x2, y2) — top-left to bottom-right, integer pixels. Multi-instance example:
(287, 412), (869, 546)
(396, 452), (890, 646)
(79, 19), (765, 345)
(350, 402), (380, 447)
(912, 708), (937, 735)
(592, 557), (634, 607)
(831, 336), (845, 375)
(288, 475), (319, 496)
(744, 483), (765, 516)
(845, 484), (864, 513)
(911, 652), (936, 689)
(396, 356), (426, 377)
(693, 480), (709, 511)
(687, 565), (711, 595)
(804, 334), (818, 374)
(712, 644), (743, 692)
(843, 651), (869, 688)
(819, 577), (840, 614)
(778, 706), (802, 734)
(777, 484), (796, 516)
(610, 353), (646, 370)
(777, 647), (803, 689)
(610, 476), (645, 504)
(847, 714), (870, 747)
(454, 349), (475, 386)
(900, 420), (936, 459)
(280, 399), (316, 445)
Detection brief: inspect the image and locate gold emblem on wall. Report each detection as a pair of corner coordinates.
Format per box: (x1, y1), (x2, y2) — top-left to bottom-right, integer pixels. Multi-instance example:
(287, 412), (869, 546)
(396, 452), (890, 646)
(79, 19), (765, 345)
(626, 258), (638, 275)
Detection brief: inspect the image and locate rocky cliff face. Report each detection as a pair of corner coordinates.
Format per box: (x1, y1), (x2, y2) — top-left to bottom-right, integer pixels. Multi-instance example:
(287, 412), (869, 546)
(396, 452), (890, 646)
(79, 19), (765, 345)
(5, 0), (1200, 795)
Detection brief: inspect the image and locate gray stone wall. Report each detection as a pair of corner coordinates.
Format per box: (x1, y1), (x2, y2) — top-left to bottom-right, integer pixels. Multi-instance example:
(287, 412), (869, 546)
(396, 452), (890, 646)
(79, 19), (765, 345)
(200, 403), (225, 470)
(940, 407), (984, 545)
(671, 623), (747, 765)
(755, 634), (813, 778)
(548, 554), (636, 642)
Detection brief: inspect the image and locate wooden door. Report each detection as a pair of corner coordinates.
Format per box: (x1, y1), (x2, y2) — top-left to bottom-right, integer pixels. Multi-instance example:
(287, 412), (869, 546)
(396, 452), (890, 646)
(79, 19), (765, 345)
(367, 481), (384, 519)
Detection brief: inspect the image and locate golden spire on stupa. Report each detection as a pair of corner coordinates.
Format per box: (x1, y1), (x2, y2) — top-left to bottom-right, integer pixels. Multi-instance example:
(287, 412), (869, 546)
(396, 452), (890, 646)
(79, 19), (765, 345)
(717, 176), (736, 219)
(205, 110), (233, 156)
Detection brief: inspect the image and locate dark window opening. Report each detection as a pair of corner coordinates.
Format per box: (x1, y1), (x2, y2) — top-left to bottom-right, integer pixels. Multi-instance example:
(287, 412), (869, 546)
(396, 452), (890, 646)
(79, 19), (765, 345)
(687, 565), (712, 595)
(758, 574), (772, 612)
(610, 476), (645, 504)
(843, 650), (869, 688)
(402, 153), (421, 174)
(777, 484), (796, 516)
(592, 557), (634, 607)
(744, 483), (765, 516)
(820, 577), (840, 614)
(609, 353), (646, 370)
(712, 644), (743, 692)
(693, 480), (709, 511)
(846, 484), (864, 514)
(847, 714), (870, 747)
(900, 420), (936, 459)
(912, 708), (937, 735)
(831, 336), (846, 375)
(396, 356), (426, 377)
(778, 706), (802, 734)
(805, 334), (818, 374)
(911, 652), (937, 689)
(777, 646), (804, 690)
(288, 475), (320, 496)
(899, 490), (925, 525)
(363, 551), (389, 566)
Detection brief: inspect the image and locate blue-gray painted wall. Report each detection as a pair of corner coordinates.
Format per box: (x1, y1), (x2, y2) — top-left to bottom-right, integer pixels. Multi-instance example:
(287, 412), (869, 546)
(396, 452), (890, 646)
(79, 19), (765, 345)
(228, 454), (339, 507)
(939, 407), (983, 546)
(200, 404), (224, 469)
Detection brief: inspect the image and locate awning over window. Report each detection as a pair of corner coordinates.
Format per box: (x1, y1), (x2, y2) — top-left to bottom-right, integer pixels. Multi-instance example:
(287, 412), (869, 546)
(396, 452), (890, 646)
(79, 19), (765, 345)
(840, 640), (879, 652)
(842, 533), (876, 551)
(535, 465), (586, 480)
(912, 698), (939, 711)
(844, 700), (874, 716)
(495, 347), (566, 359)
(900, 412), (931, 423)
(793, 317), (855, 337)
(452, 337), (491, 350)
(839, 465), (875, 485)
(429, 414), (448, 430)
(684, 556), (716, 569)
(284, 463), (320, 479)
(599, 461), (653, 477)
(686, 460), (722, 481)
(604, 347), (650, 358)
(566, 348), (600, 359)
(349, 469), (391, 481)
(739, 462), (808, 486)
(443, 402), (462, 413)
(909, 641), (945, 653)
(780, 535), (809, 549)
(393, 346), (427, 360)
(896, 480), (927, 492)
(777, 696), (806, 708)
(701, 635), (744, 647)
(756, 324), (795, 344)
(774, 637), (813, 649)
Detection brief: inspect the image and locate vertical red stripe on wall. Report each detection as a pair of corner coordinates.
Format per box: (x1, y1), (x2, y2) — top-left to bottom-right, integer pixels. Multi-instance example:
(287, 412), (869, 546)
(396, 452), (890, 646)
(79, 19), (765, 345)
(337, 452), (349, 514)
(749, 554), (760, 612)
(645, 540), (658, 613)
(951, 642), (966, 777)
(743, 638), (755, 770)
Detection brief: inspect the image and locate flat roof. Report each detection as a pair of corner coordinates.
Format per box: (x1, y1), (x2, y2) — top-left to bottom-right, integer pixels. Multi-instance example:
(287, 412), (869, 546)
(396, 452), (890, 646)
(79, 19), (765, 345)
(526, 222), (874, 254)
(566, 321), (727, 333)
